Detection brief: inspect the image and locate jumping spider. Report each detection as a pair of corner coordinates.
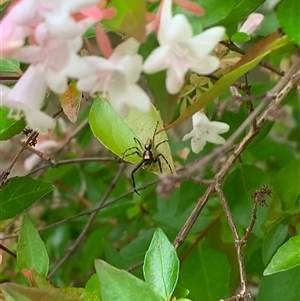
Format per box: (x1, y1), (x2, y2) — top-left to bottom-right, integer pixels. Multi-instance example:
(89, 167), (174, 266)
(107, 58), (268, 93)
(122, 122), (173, 195)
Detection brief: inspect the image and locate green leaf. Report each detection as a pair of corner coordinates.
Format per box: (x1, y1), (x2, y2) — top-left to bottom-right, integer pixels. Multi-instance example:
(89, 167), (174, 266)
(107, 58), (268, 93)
(257, 266), (300, 301)
(89, 98), (175, 174)
(277, 0), (300, 46)
(181, 244), (230, 300)
(273, 159), (300, 211)
(84, 273), (101, 301)
(103, 0), (146, 42)
(94, 259), (162, 301)
(0, 176), (54, 221)
(231, 32), (250, 43)
(17, 214), (49, 277)
(0, 59), (21, 73)
(262, 223), (289, 265)
(143, 228), (179, 300)
(0, 283), (79, 301)
(0, 107), (26, 140)
(264, 235), (300, 276)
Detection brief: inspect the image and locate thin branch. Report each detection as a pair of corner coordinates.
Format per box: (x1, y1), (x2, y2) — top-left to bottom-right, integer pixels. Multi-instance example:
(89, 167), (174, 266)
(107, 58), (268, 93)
(221, 40), (285, 77)
(48, 164), (126, 278)
(0, 243), (17, 259)
(215, 184), (248, 300)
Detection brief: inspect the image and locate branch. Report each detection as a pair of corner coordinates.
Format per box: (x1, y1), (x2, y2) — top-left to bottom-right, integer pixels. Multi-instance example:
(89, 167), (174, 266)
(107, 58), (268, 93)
(48, 164), (126, 278)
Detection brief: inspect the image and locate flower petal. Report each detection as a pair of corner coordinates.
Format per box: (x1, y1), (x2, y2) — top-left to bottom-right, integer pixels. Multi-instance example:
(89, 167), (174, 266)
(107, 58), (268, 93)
(191, 55), (220, 75)
(143, 46), (170, 74)
(209, 121), (230, 134)
(24, 107), (56, 133)
(192, 112), (210, 126)
(205, 133), (226, 145)
(166, 67), (185, 94)
(191, 136), (206, 153)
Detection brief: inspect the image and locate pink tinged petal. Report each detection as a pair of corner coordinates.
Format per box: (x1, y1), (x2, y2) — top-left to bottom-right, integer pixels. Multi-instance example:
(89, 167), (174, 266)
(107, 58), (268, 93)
(239, 13), (264, 35)
(76, 74), (99, 93)
(10, 0), (40, 25)
(125, 85), (151, 112)
(191, 26), (225, 55)
(64, 53), (92, 79)
(118, 55), (143, 83)
(159, 0), (173, 27)
(143, 46), (170, 73)
(23, 107), (56, 133)
(95, 23), (112, 58)
(209, 121), (230, 134)
(166, 67), (185, 94)
(45, 69), (68, 94)
(159, 14), (193, 45)
(191, 55), (220, 75)
(111, 38), (140, 60)
(6, 66), (47, 110)
(192, 112), (210, 126)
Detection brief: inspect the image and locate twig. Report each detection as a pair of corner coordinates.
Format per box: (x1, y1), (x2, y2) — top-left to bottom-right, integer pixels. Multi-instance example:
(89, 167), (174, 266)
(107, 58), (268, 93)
(215, 184), (249, 301)
(0, 243), (17, 258)
(26, 156), (120, 176)
(221, 40), (285, 77)
(48, 164), (126, 278)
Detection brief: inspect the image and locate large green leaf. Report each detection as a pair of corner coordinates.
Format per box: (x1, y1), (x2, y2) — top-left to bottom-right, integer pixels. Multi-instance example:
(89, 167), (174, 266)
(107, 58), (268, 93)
(143, 228), (179, 300)
(257, 266), (300, 301)
(17, 214), (49, 278)
(0, 176), (54, 220)
(88, 98), (174, 174)
(180, 243), (231, 301)
(264, 235), (300, 276)
(0, 58), (21, 73)
(94, 259), (162, 301)
(277, 0), (300, 46)
(0, 107), (26, 140)
(272, 158), (300, 211)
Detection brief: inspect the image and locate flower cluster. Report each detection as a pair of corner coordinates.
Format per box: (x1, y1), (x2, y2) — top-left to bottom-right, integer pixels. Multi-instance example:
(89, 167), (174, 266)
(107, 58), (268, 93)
(1, 0), (229, 153)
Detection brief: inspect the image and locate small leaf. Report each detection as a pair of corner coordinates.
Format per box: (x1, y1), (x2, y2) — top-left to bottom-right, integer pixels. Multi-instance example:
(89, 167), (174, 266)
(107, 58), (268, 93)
(231, 32), (250, 43)
(143, 228), (179, 300)
(94, 259), (162, 301)
(17, 214), (49, 277)
(264, 235), (300, 275)
(59, 82), (82, 123)
(0, 107), (26, 140)
(0, 176), (54, 220)
(0, 283), (79, 301)
(0, 58), (21, 73)
(84, 273), (101, 301)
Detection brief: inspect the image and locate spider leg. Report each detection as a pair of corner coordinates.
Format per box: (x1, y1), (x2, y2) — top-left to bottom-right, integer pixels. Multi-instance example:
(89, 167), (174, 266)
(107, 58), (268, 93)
(152, 121), (159, 146)
(131, 160), (144, 195)
(155, 153), (173, 173)
(134, 137), (143, 150)
(155, 139), (168, 150)
(122, 149), (142, 160)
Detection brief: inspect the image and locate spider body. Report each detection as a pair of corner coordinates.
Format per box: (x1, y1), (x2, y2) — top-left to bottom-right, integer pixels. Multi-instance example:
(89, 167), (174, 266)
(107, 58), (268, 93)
(122, 122), (172, 195)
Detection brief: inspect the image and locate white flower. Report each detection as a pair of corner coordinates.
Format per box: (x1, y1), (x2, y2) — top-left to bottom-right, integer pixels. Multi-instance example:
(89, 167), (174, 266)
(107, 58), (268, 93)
(182, 112), (230, 153)
(239, 13), (264, 35)
(77, 38), (151, 116)
(0, 66), (56, 133)
(143, 0), (225, 94)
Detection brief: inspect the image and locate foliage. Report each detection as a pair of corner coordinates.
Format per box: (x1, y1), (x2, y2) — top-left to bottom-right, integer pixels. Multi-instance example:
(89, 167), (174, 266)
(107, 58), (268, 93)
(0, 1), (300, 301)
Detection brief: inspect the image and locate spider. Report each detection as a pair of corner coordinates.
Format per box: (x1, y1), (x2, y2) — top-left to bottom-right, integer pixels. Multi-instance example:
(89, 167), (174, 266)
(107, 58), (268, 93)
(122, 122), (173, 195)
